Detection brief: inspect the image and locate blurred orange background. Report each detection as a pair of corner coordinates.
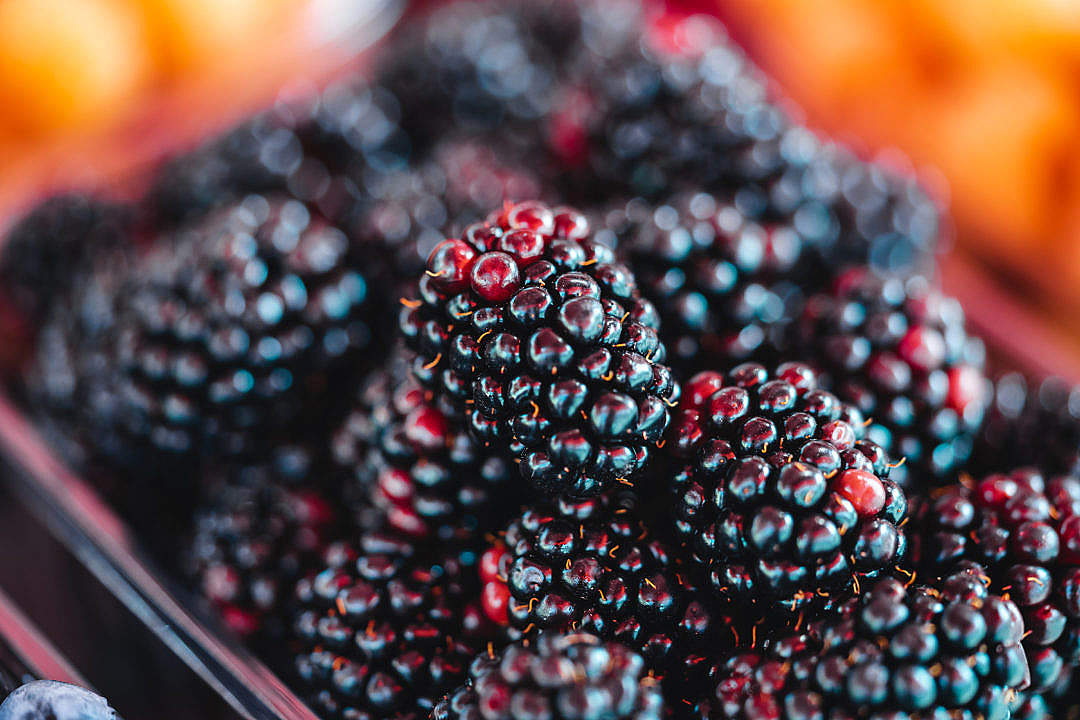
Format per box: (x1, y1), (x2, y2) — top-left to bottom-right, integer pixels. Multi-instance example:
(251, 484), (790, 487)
(0, 0), (394, 222)
(3, 0), (1080, 366)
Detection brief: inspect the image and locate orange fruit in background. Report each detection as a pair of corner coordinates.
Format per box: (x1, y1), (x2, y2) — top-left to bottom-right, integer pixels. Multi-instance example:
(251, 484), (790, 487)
(0, 0), (150, 138)
(721, 0), (924, 147)
(138, 0), (292, 75)
(1054, 176), (1080, 304)
(920, 62), (1080, 259)
(911, 0), (1080, 65)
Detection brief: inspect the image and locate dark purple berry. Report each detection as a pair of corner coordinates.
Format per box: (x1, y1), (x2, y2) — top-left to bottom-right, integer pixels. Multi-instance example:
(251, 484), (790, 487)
(668, 363), (906, 612)
(402, 201), (676, 498)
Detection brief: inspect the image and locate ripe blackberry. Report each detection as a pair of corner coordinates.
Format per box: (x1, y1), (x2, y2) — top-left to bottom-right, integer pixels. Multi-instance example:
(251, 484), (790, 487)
(555, 7), (761, 201)
(682, 574), (1029, 719)
(556, 9), (938, 276)
(379, 1), (938, 275)
(797, 269), (989, 489)
(432, 631), (664, 720)
(291, 529), (489, 720)
(400, 200), (677, 498)
(910, 469), (1080, 706)
(107, 194), (374, 461)
(594, 194), (804, 371)
(975, 374), (1080, 478)
(185, 448), (336, 641)
(480, 492), (725, 672)
(376, 0), (580, 153)
(331, 353), (517, 542)
(668, 362), (907, 612)
(1, 194), (130, 324)
(20, 239), (215, 545)
(816, 573), (1029, 719)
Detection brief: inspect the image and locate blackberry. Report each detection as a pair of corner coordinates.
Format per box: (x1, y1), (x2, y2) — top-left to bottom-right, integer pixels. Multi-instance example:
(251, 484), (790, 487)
(682, 574), (1029, 719)
(555, 7), (759, 201)
(910, 469), (1080, 707)
(400, 200), (677, 498)
(185, 449), (336, 641)
(0, 194), (130, 323)
(0, 681), (117, 720)
(376, 0), (580, 153)
(556, 9), (938, 275)
(975, 374), (1080, 478)
(291, 529), (489, 720)
(797, 269), (989, 489)
(107, 194), (373, 462)
(594, 194), (805, 372)
(668, 363), (907, 612)
(433, 631), (664, 720)
(332, 353), (517, 542)
(480, 493), (725, 672)
(22, 240), (208, 544)
(813, 573), (1029, 718)
(378, 1), (938, 274)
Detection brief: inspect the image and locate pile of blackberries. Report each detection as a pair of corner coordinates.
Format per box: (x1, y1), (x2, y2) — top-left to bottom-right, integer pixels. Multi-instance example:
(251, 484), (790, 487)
(3, 2), (1077, 719)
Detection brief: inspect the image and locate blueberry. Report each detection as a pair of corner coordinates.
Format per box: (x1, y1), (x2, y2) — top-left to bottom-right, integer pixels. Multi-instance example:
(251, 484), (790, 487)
(0, 681), (115, 720)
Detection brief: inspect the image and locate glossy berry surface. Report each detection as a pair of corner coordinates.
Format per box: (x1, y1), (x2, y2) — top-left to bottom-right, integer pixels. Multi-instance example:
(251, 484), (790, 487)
(595, 194), (804, 372)
(432, 631), (664, 720)
(813, 575), (1028, 718)
(681, 575), (1028, 719)
(109, 195), (373, 461)
(401, 201), (677, 498)
(798, 270), (988, 489)
(292, 530), (491, 720)
(551, 8), (938, 277)
(332, 353), (517, 541)
(911, 468), (1080, 704)
(481, 493), (727, 672)
(668, 363), (907, 611)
